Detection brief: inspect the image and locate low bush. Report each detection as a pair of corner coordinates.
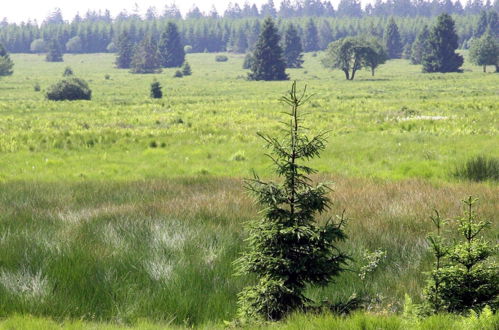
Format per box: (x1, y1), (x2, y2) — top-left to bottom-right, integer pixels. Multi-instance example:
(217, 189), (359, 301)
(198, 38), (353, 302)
(46, 77), (92, 101)
(150, 80), (162, 99)
(215, 55), (229, 62)
(173, 70), (183, 78)
(454, 156), (499, 182)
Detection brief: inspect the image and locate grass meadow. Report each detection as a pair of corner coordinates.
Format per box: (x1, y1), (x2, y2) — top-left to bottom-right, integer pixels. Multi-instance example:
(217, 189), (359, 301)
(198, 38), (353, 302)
(0, 52), (497, 328)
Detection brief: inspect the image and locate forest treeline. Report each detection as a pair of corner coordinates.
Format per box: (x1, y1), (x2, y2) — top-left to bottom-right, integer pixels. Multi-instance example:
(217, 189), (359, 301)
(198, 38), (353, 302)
(0, 0), (498, 54)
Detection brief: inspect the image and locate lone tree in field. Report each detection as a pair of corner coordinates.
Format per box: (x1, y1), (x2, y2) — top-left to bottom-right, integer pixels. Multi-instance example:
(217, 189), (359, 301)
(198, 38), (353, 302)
(422, 14), (463, 73)
(0, 43), (14, 76)
(411, 25), (431, 65)
(115, 31), (134, 69)
(181, 61), (192, 76)
(235, 82), (349, 322)
(46, 39), (63, 62)
(130, 36), (161, 74)
(158, 22), (185, 68)
(424, 197), (498, 314)
(385, 18), (403, 59)
(303, 19), (320, 52)
(150, 80), (162, 99)
(283, 24), (304, 68)
(322, 36), (386, 80)
(469, 30), (498, 72)
(249, 17), (288, 81)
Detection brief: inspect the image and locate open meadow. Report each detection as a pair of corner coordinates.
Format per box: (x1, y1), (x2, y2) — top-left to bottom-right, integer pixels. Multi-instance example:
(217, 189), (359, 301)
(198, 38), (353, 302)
(0, 53), (498, 328)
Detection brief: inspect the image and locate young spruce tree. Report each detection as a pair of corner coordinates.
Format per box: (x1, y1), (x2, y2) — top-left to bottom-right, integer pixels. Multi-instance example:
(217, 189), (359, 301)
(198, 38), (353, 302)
(115, 31), (134, 69)
(158, 22), (185, 68)
(46, 39), (63, 62)
(130, 36), (161, 74)
(283, 24), (304, 68)
(235, 82), (349, 322)
(411, 25), (431, 65)
(385, 18), (403, 59)
(422, 14), (463, 73)
(303, 19), (320, 52)
(424, 197), (498, 314)
(0, 43), (14, 76)
(249, 17), (288, 81)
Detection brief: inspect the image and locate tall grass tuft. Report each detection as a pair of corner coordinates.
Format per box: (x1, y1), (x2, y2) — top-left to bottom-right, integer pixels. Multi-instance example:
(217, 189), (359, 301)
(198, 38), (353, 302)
(454, 156), (499, 182)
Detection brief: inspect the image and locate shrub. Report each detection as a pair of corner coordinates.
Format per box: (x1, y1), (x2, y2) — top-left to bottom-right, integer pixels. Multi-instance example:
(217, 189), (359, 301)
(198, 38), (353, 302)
(46, 77), (92, 101)
(34, 83), (41, 92)
(215, 55), (228, 62)
(173, 70), (183, 78)
(424, 197), (498, 314)
(104, 74), (111, 80)
(235, 83), (349, 322)
(454, 156), (499, 182)
(63, 67), (74, 76)
(30, 39), (46, 53)
(150, 80), (162, 99)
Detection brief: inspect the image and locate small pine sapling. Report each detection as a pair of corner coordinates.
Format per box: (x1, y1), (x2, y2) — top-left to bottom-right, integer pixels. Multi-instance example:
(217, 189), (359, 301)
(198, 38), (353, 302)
(63, 66), (74, 76)
(235, 82), (349, 322)
(423, 210), (448, 313)
(424, 197), (498, 314)
(150, 80), (162, 99)
(181, 61), (192, 76)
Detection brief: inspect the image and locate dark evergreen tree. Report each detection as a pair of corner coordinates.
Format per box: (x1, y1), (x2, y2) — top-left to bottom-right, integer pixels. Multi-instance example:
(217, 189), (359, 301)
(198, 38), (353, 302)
(235, 82), (349, 321)
(283, 24), (304, 68)
(181, 61), (192, 76)
(385, 18), (403, 59)
(130, 36), (161, 74)
(243, 53), (255, 69)
(150, 80), (162, 98)
(422, 14), (464, 73)
(46, 39), (63, 62)
(249, 18), (288, 81)
(411, 25), (431, 64)
(158, 22), (185, 68)
(0, 43), (14, 76)
(303, 19), (320, 52)
(115, 31), (134, 69)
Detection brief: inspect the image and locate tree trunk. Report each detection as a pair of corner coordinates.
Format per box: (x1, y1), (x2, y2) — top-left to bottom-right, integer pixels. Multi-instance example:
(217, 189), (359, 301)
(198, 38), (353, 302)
(343, 69), (349, 80)
(483, 65), (486, 73)
(371, 68), (375, 76)
(350, 69), (356, 80)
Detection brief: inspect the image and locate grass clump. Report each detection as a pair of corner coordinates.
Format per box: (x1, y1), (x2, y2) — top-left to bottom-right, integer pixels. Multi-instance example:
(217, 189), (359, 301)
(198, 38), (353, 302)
(454, 156), (499, 182)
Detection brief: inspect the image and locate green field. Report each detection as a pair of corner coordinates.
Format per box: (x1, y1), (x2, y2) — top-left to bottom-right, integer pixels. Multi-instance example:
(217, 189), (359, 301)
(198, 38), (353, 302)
(0, 53), (498, 328)
(1, 53), (498, 181)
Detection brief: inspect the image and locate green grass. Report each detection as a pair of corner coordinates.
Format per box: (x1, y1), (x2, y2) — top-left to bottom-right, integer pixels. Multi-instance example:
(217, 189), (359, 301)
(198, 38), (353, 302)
(0, 53), (497, 182)
(0, 178), (496, 325)
(1, 310), (498, 329)
(0, 53), (497, 327)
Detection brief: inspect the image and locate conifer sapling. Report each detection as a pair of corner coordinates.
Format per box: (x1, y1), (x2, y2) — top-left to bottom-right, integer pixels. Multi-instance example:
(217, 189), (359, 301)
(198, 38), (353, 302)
(235, 82), (349, 322)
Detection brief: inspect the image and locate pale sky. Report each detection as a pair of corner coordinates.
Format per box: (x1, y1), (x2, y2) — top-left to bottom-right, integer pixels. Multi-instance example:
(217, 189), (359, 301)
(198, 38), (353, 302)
(2, 0), (374, 24)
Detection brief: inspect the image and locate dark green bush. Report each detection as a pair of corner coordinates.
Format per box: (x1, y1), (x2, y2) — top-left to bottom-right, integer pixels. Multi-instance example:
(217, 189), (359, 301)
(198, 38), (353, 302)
(243, 53), (254, 69)
(215, 55), (229, 62)
(46, 77), (92, 101)
(173, 70), (183, 78)
(454, 156), (499, 182)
